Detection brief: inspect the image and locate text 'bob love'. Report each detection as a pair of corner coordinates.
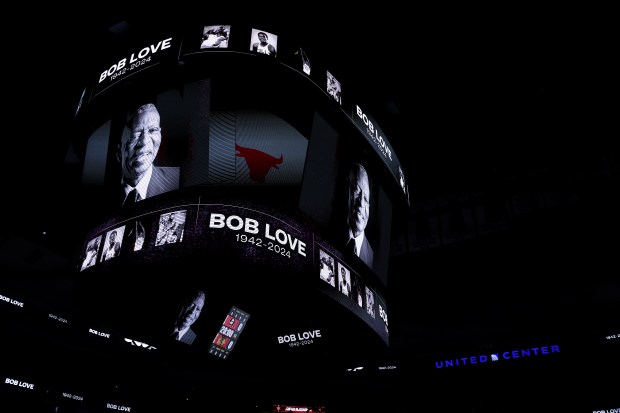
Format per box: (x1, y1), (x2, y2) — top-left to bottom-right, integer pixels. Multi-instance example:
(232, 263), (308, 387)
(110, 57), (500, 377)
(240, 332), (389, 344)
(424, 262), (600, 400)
(209, 213), (306, 256)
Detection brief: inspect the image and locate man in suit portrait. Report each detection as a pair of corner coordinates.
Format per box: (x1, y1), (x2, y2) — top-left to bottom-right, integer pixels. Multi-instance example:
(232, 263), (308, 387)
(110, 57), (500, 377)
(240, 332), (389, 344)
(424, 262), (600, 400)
(344, 162), (374, 268)
(171, 290), (206, 345)
(117, 103), (180, 207)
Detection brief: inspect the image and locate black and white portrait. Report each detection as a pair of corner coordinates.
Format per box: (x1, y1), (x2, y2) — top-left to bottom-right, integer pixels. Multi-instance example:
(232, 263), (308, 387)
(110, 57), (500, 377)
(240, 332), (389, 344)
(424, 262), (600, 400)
(170, 290), (206, 345)
(118, 103), (180, 208)
(101, 226), (125, 262)
(326, 71), (341, 104)
(299, 47), (311, 75)
(155, 210), (186, 246)
(344, 162), (374, 268)
(80, 235), (102, 271)
(319, 249), (336, 287)
(200, 25), (230, 49)
(351, 274), (365, 308)
(365, 286), (375, 319)
(124, 219), (147, 252)
(337, 262), (351, 297)
(250, 28), (278, 58)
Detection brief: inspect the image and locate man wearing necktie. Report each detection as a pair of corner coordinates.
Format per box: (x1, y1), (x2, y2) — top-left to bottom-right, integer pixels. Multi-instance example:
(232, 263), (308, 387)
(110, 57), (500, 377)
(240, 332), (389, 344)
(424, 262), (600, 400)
(345, 162), (374, 268)
(117, 103), (180, 208)
(170, 290), (206, 345)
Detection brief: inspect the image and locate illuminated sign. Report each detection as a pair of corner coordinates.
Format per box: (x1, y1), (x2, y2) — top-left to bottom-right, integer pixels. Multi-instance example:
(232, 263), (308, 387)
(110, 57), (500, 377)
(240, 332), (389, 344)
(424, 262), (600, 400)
(123, 338), (157, 350)
(208, 306), (250, 359)
(353, 105), (392, 161)
(208, 212), (307, 257)
(605, 333), (619, 341)
(0, 294), (24, 308)
(98, 37), (172, 84)
(89, 328), (110, 338)
(351, 105), (408, 201)
(378, 303), (388, 326)
(434, 344), (560, 369)
(49, 313), (68, 323)
(92, 36), (176, 99)
(82, 200), (389, 345)
(106, 402), (132, 411)
(277, 329), (322, 347)
(4, 377), (34, 390)
(62, 392), (84, 401)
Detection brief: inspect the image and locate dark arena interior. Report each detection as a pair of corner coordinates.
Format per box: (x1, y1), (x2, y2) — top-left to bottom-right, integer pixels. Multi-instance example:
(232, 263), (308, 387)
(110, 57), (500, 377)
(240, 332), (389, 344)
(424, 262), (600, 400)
(2, 6), (618, 413)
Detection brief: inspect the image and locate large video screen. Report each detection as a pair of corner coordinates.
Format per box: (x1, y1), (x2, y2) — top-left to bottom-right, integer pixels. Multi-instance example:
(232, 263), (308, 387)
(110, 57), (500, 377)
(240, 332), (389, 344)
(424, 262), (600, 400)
(73, 21), (406, 356)
(76, 197), (390, 351)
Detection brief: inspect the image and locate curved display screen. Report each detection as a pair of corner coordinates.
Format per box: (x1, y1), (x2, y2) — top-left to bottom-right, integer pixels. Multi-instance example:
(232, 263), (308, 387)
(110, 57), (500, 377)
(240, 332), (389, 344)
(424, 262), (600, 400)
(72, 20), (408, 363)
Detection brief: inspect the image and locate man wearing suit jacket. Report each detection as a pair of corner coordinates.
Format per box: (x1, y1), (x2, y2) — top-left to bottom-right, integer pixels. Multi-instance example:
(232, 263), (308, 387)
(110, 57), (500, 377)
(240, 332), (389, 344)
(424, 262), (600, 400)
(117, 103), (179, 207)
(345, 162), (374, 268)
(171, 290), (206, 345)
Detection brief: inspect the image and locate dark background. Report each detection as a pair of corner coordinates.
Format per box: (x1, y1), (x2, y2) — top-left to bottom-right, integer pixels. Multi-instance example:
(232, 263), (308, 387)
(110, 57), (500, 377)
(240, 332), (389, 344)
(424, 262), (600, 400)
(2, 5), (619, 412)
(7, 5), (618, 225)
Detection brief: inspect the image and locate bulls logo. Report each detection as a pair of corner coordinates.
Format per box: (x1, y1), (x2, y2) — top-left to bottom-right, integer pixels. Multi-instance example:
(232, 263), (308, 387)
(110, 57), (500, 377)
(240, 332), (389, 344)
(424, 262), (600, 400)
(235, 144), (283, 183)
